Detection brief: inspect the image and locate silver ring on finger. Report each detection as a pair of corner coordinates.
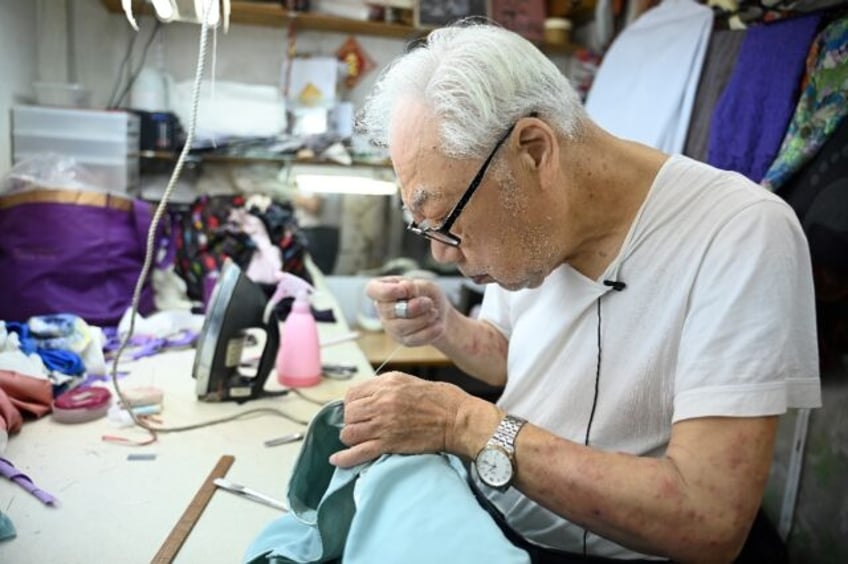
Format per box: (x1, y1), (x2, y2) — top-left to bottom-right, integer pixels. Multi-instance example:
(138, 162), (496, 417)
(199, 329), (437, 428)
(394, 300), (409, 319)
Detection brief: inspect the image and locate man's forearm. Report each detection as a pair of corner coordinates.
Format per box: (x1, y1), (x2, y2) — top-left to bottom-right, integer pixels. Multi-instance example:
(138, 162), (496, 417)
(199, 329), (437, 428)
(433, 309), (508, 387)
(514, 417), (776, 561)
(452, 402), (777, 562)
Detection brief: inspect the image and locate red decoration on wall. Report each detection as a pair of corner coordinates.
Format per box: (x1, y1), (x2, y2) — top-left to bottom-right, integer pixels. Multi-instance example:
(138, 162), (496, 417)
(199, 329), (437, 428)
(336, 36), (376, 89)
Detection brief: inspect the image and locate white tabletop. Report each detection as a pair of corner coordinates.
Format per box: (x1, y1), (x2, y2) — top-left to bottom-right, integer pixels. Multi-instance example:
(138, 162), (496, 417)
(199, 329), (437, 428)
(0, 289), (374, 563)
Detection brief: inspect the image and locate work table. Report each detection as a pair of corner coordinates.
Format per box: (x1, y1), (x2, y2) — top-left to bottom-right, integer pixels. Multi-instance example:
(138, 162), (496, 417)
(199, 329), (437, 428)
(0, 289), (374, 563)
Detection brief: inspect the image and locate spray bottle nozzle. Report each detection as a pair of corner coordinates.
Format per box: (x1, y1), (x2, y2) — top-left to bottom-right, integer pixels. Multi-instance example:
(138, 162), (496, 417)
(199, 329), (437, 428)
(263, 273), (314, 324)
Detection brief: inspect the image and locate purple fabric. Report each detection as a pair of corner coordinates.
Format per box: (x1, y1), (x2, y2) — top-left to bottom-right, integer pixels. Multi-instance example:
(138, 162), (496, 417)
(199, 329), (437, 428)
(0, 192), (157, 326)
(707, 14), (822, 182)
(0, 457), (57, 506)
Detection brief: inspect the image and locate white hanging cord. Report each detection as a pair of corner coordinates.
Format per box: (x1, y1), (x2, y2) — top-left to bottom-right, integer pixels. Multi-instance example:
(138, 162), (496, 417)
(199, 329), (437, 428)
(109, 0), (306, 440)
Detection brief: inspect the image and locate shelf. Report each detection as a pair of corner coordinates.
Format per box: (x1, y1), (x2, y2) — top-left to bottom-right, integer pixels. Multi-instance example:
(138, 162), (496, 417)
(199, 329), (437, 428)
(100, 0), (580, 55)
(140, 149), (392, 168)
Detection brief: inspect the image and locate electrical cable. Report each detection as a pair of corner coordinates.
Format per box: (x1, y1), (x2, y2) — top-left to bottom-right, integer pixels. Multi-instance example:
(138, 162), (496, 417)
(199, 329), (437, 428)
(107, 30), (138, 109)
(107, 1), (307, 442)
(582, 296), (604, 557)
(109, 20), (163, 110)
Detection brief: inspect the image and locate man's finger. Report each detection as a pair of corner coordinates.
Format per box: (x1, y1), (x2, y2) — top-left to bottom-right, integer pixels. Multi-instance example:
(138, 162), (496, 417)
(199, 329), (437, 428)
(329, 441), (381, 468)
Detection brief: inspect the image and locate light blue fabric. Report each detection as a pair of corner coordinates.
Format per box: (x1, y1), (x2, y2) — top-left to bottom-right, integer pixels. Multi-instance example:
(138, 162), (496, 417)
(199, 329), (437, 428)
(585, 0), (713, 154)
(0, 510), (16, 542)
(245, 401), (529, 564)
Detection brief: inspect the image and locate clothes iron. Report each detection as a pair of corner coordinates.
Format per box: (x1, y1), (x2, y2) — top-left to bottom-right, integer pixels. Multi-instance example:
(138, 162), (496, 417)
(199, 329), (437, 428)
(192, 259), (280, 402)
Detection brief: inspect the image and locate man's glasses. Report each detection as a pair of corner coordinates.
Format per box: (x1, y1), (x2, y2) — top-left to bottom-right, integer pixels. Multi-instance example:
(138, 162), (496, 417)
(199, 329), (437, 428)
(406, 118), (521, 248)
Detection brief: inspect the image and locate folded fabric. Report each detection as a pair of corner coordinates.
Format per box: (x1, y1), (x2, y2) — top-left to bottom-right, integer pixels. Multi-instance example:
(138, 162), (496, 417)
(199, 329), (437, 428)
(0, 370), (53, 434)
(585, 0), (713, 153)
(0, 510), (15, 542)
(707, 13), (822, 182)
(0, 457), (58, 505)
(762, 16), (848, 192)
(683, 28), (747, 162)
(245, 400), (529, 564)
(5, 322), (85, 376)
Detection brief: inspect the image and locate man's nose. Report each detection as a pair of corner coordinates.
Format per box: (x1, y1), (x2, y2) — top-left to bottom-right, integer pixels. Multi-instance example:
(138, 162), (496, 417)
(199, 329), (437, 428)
(430, 239), (461, 264)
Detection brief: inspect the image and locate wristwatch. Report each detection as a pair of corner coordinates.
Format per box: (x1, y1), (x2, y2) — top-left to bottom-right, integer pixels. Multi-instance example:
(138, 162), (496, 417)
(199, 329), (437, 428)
(474, 414), (527, 489)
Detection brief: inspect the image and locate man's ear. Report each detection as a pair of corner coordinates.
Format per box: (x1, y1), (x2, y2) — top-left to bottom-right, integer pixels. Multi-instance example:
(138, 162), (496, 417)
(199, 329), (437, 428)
(515, 117), (558, 189)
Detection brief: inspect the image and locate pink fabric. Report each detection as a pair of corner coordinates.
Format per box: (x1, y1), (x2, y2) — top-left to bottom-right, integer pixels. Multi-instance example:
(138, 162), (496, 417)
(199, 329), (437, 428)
(0, 370), (53, 434)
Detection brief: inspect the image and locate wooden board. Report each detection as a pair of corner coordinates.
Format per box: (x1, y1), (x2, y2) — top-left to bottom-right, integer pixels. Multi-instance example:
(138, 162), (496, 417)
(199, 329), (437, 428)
(151, 455), (236, 563)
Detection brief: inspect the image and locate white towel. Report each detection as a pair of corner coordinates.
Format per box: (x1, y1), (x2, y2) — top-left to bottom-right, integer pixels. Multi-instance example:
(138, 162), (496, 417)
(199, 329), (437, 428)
(585, 0), (714, 154)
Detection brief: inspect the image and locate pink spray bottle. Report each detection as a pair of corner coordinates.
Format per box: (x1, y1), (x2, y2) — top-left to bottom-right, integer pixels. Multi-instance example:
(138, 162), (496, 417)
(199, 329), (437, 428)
(262, 273), (322, 388)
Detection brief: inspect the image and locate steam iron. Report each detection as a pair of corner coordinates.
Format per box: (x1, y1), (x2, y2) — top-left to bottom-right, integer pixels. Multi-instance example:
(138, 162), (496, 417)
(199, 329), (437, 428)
(192, 259), (280, 402)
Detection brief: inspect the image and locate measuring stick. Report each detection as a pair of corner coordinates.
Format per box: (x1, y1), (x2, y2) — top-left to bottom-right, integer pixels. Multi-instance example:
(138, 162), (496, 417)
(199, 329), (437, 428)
(151, 454), (235, 563)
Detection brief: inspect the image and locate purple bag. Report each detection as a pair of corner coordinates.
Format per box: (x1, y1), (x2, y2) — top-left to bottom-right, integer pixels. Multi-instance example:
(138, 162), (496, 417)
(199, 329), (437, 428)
(0, 189), (156, 325)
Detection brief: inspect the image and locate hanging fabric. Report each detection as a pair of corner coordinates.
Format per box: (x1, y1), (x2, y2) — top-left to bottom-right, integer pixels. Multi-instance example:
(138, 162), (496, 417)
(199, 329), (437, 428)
(585, 0), (714, 154)
(683, 28), (747, 162)
(706, 12), (822, 182)
(762, 15), (848, 192)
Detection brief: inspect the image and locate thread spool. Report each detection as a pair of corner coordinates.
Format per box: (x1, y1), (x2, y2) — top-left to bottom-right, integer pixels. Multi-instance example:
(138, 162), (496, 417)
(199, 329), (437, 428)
(52, 386), (112, 424)
(120, 386), (164, 408)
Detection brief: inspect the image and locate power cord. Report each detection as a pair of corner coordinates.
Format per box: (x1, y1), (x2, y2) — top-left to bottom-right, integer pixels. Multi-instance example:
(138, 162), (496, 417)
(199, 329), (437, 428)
(107, 1), (307, 444)
(106, 29), (138, 109)
(109, 20), (163, 110)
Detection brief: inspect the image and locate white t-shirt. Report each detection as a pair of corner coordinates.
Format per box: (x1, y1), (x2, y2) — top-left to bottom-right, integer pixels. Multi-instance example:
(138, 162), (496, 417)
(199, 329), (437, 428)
(474, 154), (821, 558)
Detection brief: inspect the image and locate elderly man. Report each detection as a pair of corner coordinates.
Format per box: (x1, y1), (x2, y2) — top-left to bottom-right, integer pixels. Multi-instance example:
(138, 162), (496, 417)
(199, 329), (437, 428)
(330, 23), (820, 562)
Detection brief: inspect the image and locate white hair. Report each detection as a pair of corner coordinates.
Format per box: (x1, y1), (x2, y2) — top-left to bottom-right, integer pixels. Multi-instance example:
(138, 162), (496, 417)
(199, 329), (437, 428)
(357, 21), (588, 160)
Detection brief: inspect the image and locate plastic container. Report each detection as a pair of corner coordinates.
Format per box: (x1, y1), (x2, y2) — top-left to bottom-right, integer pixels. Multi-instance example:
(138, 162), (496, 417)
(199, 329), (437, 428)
(13, 131), (136, 159)
(33, 82), (92, 108)
(544, 18), (572, 46)
(130, 68), (170, 112)
(12, 105), (140, 140)
(11, 106), (141, 193)
(263, 274), (322, 388)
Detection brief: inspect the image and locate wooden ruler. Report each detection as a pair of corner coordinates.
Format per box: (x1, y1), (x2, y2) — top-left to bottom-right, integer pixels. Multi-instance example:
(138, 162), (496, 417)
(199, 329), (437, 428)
(151, 454), (235, 564)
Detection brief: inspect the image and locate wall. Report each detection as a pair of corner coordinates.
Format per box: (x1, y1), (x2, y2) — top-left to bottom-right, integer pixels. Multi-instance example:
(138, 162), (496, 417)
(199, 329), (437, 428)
(0, 2), (38, 175)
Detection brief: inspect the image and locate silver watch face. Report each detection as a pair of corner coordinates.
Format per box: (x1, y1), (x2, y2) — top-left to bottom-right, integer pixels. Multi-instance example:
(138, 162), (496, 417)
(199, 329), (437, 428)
(475, 445), (514, 488)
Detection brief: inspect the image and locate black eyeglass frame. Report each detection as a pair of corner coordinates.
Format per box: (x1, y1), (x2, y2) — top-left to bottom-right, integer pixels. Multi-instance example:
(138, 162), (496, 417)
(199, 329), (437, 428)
(406, 114), (534, 248)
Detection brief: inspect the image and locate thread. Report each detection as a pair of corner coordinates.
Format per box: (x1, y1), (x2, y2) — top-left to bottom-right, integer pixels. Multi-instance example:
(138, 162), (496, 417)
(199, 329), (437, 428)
(52, 386), (112, 424)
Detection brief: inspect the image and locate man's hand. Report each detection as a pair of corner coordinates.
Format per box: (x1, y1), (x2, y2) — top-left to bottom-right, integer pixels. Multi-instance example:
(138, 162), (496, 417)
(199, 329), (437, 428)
(328, 372), (495, 468)
(366, 276), (452, 347)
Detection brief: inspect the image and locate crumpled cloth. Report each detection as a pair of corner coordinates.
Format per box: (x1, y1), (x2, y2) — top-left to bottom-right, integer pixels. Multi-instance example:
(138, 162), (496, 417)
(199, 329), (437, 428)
(245, 400), (529, 564)
(0, 510), (15, 542)
(0, 370), (53, 446)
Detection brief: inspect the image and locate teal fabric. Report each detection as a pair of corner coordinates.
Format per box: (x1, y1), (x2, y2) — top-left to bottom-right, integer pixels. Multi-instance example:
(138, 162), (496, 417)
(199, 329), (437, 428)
(0, 510), (16, 542)
(245, 401), (529, 564)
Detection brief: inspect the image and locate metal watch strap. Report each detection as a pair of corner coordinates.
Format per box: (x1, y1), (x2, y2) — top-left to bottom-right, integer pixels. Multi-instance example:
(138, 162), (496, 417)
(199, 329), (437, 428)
(489, 414), (527, 454)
